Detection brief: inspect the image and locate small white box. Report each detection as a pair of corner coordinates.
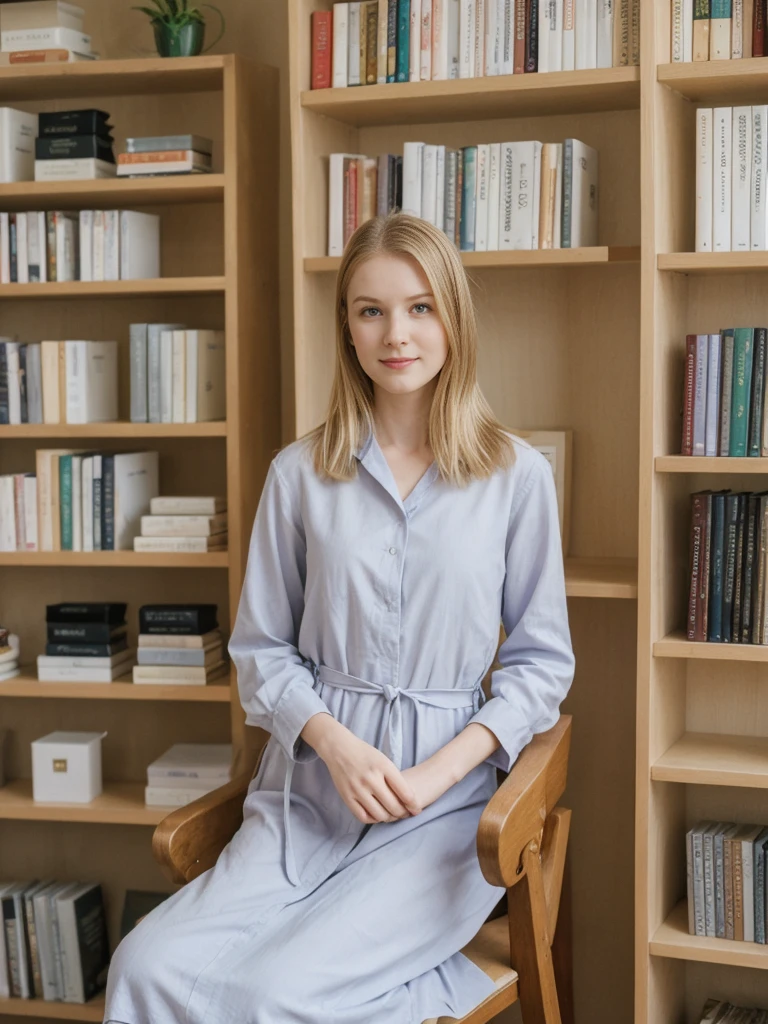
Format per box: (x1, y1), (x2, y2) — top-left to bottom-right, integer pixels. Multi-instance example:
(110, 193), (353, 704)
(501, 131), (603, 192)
(31, 730), (107, 804)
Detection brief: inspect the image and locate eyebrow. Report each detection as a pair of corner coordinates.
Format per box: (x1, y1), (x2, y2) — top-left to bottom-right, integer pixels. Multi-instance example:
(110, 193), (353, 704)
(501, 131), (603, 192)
(351, 293), (434, 304)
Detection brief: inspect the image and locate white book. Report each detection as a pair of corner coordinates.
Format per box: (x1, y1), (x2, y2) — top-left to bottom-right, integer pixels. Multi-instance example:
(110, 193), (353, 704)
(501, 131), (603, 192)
(562, 0), (576, 69)
(120, 210), (160, 280)
(0, 882), (11, 998)
(0, 475), (15, 551)
(671, 0), (684, 60)
(597, 0), (612, 66)
(92, 209), (105, 280)
(113, 450), (159, 550)
(434, 145), (446, 230)
(71, 453), (82, 550)
(732, 0), (743, 57)
(35, 157), (115, 181)
(37, 663), (130, 683)
(30, 210), (46, 282)
(448, 0), (461, 75)
(32, 882), (63, 1001)
(563, 138), (599, 247)
(134, 662), (227, 683)
(328, 152), (365, 256)
(0, 107), (37, 182)
(753, 106), (768, 250)
(487, 141), (501, 250)
(16, 211), (28, 283)
(410, 0), (422, 79)
(81, 455), (93, 551)
(347, 2), (361, 86)
(78, 210), (93, 281)
(64, 340), (118, 424)
(92, 453), (101, 550)
(103, 209), (119, 280)
(26, 342), (42, 424)
(0, 25), (89, 51)
(23, 473), (36, 550)
(402, 141), (425, 216)
(484, 0), (498, 73)
(134, 535), (226, 552)
(474, 0), (485, 75)
(538, 0), (550, 70)
(171, 328), (186, 424)
(421, 143), (439, 224)
(49, 882), (80, 1000)
(184, 329), (225, 423)
(575, 0), (597, 68)
(474, 143), (490, 250)
(54, 211), (78, 281)
(683, 0), (693, 60)
(459, 0), (476, 75)
(501, 0), (514, 73)
(713, 107), (732, 251)
(732, 106), (752, 252)
(710, 2), (731, 58)
(377, 0), (388, 81)
(499, 141), (515, 248)
(160, 329), (173, 423)
(696, 107), (713, 253)
(332, 2), (349, 86)
(145, 784), (222, 805)
(147, 743), (233, 778)
(432, 0), (450, 78)
(0, 213), (9, 283)
(140, 513), (227, 537)
(421, 0), (433, 79)
(705, 333), (722, 457)
(38, 650), (133, 670)
(532, 141), (542, 249)
(150, 496), (226, 515)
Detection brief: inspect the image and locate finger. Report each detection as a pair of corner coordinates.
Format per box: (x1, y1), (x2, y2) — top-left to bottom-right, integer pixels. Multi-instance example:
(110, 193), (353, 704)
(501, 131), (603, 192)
(385, 766), (422, 815)
(351, 800), (376, 824)
(371, 779), (411, 819)
(358, 792), (397, 824)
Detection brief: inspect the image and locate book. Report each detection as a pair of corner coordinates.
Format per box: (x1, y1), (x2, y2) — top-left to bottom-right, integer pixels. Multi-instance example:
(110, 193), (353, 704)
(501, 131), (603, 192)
(311, 9), (333, 88)
(139, 604), (218, 635)
(184, 330), (226, 422)
(34, 156), (114, 181)
(125, 134), (212, 155)
(0, 3), (85, 33)
(47, 622), (126, 643)
(64, 341), (118, 424)
(119, 210), (160, 280)
(696, 108), (713, 252)
(149, 496), (226, 516)
(147, 742), (233, 779)
(55, 883), (109, 1003)
(0, 107), (37, 183)
(1, 25), (90, 52)
(132, 661), (227, 683)
(35, 135), (114, 162)
(561, 139), (598, 248)
(139, 513), (228, 537)
(110, 451), (159, 550)
(38, 649), (134, 670)
(46, 602), (126, 624)
(136, 643), (223, 668)
(37, 661), (134, 682)
(0, 48), (94, 63)
(145, 783), (225, 806)
(138, 629), (221, 649)
(133, 535), (227, 553)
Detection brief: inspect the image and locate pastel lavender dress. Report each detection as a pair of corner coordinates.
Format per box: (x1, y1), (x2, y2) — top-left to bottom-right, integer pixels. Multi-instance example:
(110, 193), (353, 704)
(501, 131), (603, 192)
(103, 429), (574, 1024)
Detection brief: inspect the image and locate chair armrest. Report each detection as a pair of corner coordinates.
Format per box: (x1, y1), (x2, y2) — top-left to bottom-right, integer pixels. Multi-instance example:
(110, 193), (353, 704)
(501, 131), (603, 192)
(152, 771), (252, 886)
(477, 715), (572, 889)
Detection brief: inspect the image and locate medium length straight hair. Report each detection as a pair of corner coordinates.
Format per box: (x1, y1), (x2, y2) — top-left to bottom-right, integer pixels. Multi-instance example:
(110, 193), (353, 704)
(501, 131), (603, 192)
(306, 213), (516, 487)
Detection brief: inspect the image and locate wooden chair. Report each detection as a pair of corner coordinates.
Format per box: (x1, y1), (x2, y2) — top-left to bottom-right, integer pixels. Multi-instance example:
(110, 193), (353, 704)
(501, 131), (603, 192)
(152, 715), (574, 1024)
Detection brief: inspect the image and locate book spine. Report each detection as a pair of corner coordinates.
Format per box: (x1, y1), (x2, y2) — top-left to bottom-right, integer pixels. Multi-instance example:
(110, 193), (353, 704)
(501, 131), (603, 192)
(753, 106), (768, 249)
(704, 829), (716, 935)
(710, 0), (733, 55)
(693, 0), (712, 58)
(396, 0), (411, 80)
(101, 454), (114, 551)
(756, 840), (766, 943)
(696, 108), (714, 253)
(708, 494), (725, 641)
(722, 494), (739, 642)
(749, 327), (767, 456)
(59, 454), (72, 551)
(332, 2), (349, 86)
(0, 345), (8, 425)
(731, 494), (746, 642)
(387, 0), (398, 79)
(460, 147), (477, 250)
(741, 493), (758, 641)
(705, 333), (722, 457)
(366, 0), (378, 81)
(713, 107), (732, 252)
(561, 139), (573, 249)
(715, 830), (727, 937)
(693, 334), (709, 456)
(689, 493), (706, 640)
(754, 497), (768, 644)
(755, 0), (766, 54)
(731, 328), (754, 456)
(734, 839), (745, 940)
(682, 334), (696, 456)
(732, 106), (752, 251)
(733, 0), (744, 53)
(693, 830), (706, 935)
(311, 10), (333, 89)
(698, 493), (713, 641)
(725, 836), (735, 937)
(671, 0), (685, 57)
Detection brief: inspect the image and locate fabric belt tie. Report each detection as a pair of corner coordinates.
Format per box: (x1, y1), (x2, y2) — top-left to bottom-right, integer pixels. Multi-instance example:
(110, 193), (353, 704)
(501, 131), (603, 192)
(281, 662), (482, 887)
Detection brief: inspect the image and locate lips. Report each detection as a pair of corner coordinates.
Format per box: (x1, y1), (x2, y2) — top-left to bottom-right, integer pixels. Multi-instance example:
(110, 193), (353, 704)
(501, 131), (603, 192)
(381, 358), (416, 367)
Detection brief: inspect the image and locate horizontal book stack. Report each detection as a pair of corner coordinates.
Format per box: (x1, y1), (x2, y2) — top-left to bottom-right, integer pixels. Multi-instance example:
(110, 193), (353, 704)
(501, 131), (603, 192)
(687, 820), (768, 943)
(681, 329), (768, 457)
(37, 603), (133, 682)
(695, 106), (768, 253)
(697, 999), (768, 1023)
(34, 108), (115, 182)
(35, 449), (159, 552)
(134, 496), (227, 554)
(117, 134), (213, 178)
(312, 0), (638, 88)
(0, 209), (161, 283)
(134, 604), (228, 686)
(329, 138), (598, 255)
(671, 0), (766, 62)
(686, 488), (768, 643)
(0, 1), (97, 66)
(0, 629), (21, 681)
(145, 742), (232, 807)
(0, 338), (118, 426)
(0, 879), (109, 1003)
(129, 325), (226, 424)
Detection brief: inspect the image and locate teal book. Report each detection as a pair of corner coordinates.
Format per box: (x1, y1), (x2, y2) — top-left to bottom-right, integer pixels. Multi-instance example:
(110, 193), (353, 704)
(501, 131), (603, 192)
(395, 0), (409, 82)
(729, 327), (754, 457)
(460, 147), (477, 251)
(59, 454), (73, 551)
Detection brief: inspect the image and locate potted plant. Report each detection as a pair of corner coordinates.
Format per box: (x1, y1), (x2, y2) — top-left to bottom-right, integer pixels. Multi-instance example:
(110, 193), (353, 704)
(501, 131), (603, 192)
(133, 0), (225, 58)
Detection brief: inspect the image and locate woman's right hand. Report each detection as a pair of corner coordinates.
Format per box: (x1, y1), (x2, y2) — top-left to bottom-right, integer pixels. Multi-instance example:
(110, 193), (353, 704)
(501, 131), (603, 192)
(302, 712), (422, 824)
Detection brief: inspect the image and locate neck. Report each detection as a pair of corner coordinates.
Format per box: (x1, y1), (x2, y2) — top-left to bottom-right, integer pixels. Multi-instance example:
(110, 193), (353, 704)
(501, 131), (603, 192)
(371, 381), (435, 454)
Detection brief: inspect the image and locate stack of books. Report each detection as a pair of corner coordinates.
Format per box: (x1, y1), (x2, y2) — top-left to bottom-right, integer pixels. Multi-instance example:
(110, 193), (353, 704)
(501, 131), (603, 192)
(134, 496), (227, 553)
(311, 0), (639, 88)
(0, 209), (161, 282)
(681, 329), (768, 458)
(328, 138), (598, 255)
(37, 603), (134, 682)
(129, 326), (226, 424)
(0, 1), (97, 66)
(145, 742), (232, 807)
(0, 629), (20, 681)
(0, 474), (36, 550)
(117, 134), (213, 177)
(0, 879), (109, 1003)
(134, 604), (228, 686)
(697, 999), (768, 1022)
(34, 109), (115, 182)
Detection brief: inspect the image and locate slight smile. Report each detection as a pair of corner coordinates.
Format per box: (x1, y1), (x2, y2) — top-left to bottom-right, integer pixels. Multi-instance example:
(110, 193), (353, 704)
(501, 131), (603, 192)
(380, 358), (417, 368)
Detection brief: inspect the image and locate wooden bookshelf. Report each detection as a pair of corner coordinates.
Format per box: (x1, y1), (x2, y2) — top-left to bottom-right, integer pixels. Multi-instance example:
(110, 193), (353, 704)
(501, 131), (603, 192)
(651, 733), (768, 788)
(0, 51), (279, 997)
(655, 456), (768, 473)
(650, 900), (768, 970)
(657, 57), (768, 105)
(654, 632), (768, 661)
(288, 3), (641, 1021)
(658, 251), (768, 273)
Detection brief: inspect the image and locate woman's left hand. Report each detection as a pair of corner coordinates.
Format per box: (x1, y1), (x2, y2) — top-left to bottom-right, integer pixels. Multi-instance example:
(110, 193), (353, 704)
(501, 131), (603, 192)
(399, 757), (456, 814)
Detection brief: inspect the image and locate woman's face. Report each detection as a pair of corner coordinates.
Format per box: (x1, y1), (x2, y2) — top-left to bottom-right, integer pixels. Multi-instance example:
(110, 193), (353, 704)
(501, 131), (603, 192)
(345, 253), (449, 398)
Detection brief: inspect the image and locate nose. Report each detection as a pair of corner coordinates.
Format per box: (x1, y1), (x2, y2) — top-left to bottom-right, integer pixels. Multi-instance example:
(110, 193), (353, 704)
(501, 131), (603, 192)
(383, 308), (410, 348)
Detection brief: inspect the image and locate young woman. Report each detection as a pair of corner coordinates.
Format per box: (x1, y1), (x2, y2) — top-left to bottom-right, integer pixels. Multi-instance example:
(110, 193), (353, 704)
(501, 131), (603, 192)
(103, 212), (575, 1024)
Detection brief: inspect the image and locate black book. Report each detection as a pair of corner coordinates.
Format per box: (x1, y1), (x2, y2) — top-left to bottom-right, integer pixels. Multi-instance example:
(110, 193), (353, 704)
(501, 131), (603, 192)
(708, 491), (728, 642)
(46, 638), (129, 658)
(8, 213), (16, 283)
(56, 883), (110, 1003)
(749, 328), (768, 457)
(526, 0), (539, 72)
(47, 622), (127, 644)
(35, 134), (115, 163)
(38, 109), (111, 136)
(46, 602), (127, 625)
(0, 342), (8, 426)
(139, 604), (218, 635)
(732, 493), (748, 642)
(741, 493), (761, 642)
(101, 455), (115, 551)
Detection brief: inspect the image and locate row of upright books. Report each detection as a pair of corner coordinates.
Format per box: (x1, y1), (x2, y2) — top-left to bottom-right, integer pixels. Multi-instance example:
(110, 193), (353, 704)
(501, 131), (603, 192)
(0, 210), (160, 283)
(329, 138), (598, 255)
(699, 1002), (768, 1024)
(130, 326), (226, 424)
(687, 489), (768, 643)
(695, 107), (768, 253)
(311, 0), (639, 89)
(681, 329), (768, 457)
(671, 0), (768, 62)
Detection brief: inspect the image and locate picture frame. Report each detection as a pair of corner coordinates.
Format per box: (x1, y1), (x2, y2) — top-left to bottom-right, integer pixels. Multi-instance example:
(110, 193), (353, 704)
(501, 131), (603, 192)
(509, 429), (572, 556)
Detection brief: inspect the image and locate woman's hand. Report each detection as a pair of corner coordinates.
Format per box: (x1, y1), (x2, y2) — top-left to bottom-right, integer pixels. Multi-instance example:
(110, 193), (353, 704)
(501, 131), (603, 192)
(304, 713), (422, 824)
(399, 757), (457, 813)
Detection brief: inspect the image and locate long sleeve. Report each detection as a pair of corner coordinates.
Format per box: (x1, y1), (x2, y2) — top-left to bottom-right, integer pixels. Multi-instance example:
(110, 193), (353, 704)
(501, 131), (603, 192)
(468, 450), (575, 773)
(228, 459), (332, 763)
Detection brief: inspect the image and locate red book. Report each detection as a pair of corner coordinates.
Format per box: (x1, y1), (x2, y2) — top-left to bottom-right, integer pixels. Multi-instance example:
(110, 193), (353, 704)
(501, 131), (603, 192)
(344, 158), (358, 247)
(311, 10), (333, 90)
(514, 0), (526, 73)
(754, 0), (766, 57)
(681, 334), (697, 456)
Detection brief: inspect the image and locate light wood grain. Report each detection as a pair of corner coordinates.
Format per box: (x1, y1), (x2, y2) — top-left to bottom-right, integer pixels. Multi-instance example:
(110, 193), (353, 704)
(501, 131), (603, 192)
(306, 247), (641, 272)
(656, 456), (768, 473)
(658, 252), (768, 273)
(0, 174), (224, 210)
(0, 779), (165, 824)
(0, 671), (232, 702)
(0, 422), (226, 439)
(564, 557), (638, 598)
(651, 732), (768, 787)
(650, 900), (768, 969)
(0, 277), (225, 299)
(0, 995), (104, 1020)
(654, 633), (768, 661)
(0, 552), (228, 567)
(657, 58), (768, 105)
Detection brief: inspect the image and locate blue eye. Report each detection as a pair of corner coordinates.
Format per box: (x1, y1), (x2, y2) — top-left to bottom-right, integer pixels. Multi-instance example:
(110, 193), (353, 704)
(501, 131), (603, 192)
(413, 303), (431, 313)
(361, 307), (381, 317)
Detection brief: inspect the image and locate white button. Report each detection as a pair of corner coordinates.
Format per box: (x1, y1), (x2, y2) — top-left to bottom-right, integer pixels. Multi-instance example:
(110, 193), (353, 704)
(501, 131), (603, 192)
(389, 547), (397, 555)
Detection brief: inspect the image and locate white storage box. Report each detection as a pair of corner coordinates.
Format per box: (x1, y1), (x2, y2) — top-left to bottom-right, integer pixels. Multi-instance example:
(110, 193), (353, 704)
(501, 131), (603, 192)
(31, 730), (107, 803)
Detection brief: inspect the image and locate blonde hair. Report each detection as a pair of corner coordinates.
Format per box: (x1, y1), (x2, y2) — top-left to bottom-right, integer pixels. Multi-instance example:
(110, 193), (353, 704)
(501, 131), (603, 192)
(306, 212), (515, 487)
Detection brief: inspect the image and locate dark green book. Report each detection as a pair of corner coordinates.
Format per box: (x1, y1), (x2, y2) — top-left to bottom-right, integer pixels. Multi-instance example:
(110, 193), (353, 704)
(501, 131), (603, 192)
(722, 493), (740, 642)
(749, 328), (767, 456)
(395, 0), (410, 82)
(708, 491), (727, 641)
(386, 0), (397, 81)
(732, 493), (748, 642)
(741, 493), (760, 642)
(59, 454), (73, 551)
(730, 328), (755, 457)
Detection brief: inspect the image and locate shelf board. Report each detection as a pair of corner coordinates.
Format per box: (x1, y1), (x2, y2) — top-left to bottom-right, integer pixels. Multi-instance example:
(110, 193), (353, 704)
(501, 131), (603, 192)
(656, 455), (768, 472)
(658, 58), (768, 106)
(0, 174), (224, 211)
(658, 252), (768, 274)
(0, 277), (225, 300)
(0, 421), (227, 439)
(0, 54), (230, 103)
(306, 247), (641, 273)
(0, 552), (228, 567)
(301, 67), (640, 126)
(0, 779), (166, 825)
(654, 631), (768, 661)
(652, 731), (768, 787)
(564, 557), (637, 599)
(0, 994), (104, 1020)
(0, 670), (232, 702)
(650, 899), (768, 969)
